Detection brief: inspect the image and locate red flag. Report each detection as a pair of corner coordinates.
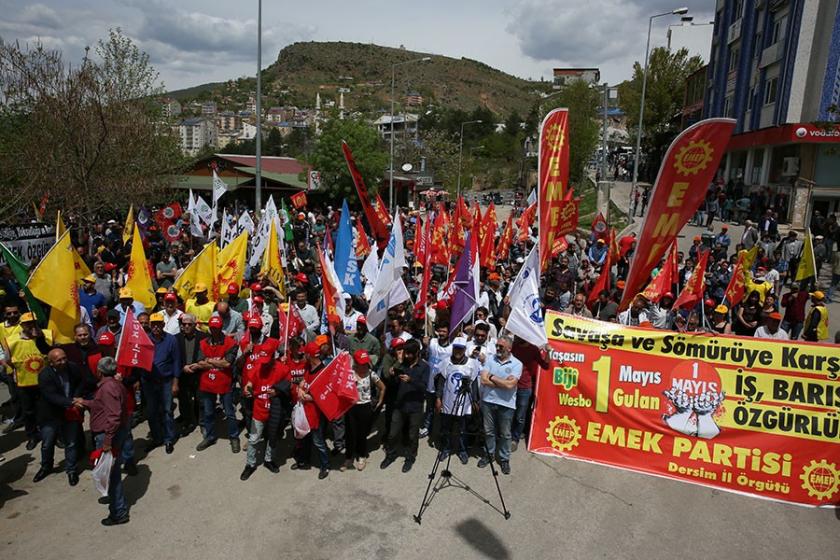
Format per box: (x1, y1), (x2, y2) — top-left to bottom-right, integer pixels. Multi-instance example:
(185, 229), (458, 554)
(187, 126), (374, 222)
(549, 198), (579, 258)
(306, 352), (358, 421)
(479, 203), (497, 269)
(724, 251), (747, 307)
(290, 191), (308, 209)
(640, 243), (677, 303)
(673, 250), (711, 310)
(496, 218), (515, 262)
(456, 196), (472, 229)
(355, 220), (372, 257)
(539, 109), (570, 271)
(590, 212), (608, 242)
(473, 204), (483, 235)
(317, 243), (341, 323)
(517, 203), (536, 242)
(416, 222), (433, 311)
(116, 309), (154, 372)
(278, 304), (306, 343)
(342, 141), (390, 249)
(414, 215), (426, 264)
(587, 248), (612, 305)
(620, 118), (736, 309)
(430, 209), (450, 266)
(373, 193), (392, 228)
(609, 228), (620, 261)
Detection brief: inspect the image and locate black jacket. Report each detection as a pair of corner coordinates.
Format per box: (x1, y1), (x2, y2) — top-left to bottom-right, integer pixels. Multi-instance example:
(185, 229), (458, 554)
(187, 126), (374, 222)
(37, 363), (93, 424)
(176, 331), (207, 369)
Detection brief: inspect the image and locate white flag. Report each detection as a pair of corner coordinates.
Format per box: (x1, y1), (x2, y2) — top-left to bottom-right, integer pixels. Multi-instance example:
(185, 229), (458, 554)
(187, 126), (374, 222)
(248, 196), (279, 268)
(366, 228), (409, 329)
(187, 189), (197, 216)
(505, 246), (547, 347)
(527, 189), (537, 206)
(361, 249), (379, 300)
(212, 170), (228, 205)
(193, 195), (213, 226)
(392, 208), (406, 270)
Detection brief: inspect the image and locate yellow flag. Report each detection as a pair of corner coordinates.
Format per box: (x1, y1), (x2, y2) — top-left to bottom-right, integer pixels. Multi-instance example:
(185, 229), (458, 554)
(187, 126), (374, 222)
(739, 244), (759, 273)
(56, 210), (66, 241)
(174, 241), (218, 301)
(796, 229), (817, 282)
(124, 227), (156, 309)
(123, 205), (134, 245)
(27, 230), (79, 343)
(261, 219), (286, 297)
(217, 231), (248, 296)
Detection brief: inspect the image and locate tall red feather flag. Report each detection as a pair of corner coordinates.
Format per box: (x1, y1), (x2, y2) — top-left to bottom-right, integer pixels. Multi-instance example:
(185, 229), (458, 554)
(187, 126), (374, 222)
(673, 249), (711, 310)
(341, 141), (390, 249)
(479, 203), (497, 269)
(496, 217), (515, 262)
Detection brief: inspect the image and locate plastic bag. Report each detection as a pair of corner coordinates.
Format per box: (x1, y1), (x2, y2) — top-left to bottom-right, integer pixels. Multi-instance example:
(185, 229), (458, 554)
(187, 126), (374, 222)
(292, 402), (310, 439)
(92, 450), (114, 497)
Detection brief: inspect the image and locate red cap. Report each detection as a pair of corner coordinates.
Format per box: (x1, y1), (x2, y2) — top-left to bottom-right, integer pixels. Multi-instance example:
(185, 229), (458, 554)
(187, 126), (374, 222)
(294, 273), (308, 283)
(390, 338), (405, 349)
(353, 349), (371, 365)
(768, 311), (782, 320)
(164, 293), (177, 302)
(249, 282), (262, 293)
(705, 298), (716, 307)
(434, 300), (449, 311)
(357, 316), (367, 325)
(227, 283), (239, 295)
(97, 331), (115, 347)
(104, 262), (117, 272)
(247, 315), (264, 329)
(253, 295), (265, 305)
(304, 341), (321, 357)
(208, 316), (223, 329)
(662, 292), (674, 299)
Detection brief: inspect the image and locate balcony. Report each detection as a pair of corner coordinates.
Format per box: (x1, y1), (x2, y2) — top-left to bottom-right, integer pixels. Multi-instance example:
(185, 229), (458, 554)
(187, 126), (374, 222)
(759, 42), (783, 68)
(728, 19), (742, 44)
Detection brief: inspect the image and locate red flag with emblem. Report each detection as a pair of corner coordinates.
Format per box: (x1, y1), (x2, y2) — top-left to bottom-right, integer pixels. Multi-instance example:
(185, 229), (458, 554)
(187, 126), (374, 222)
(342, 141), (390, 249)
(479, 203), (497, 269)
(306, 352), (358, 421)
(414, 215), (426, 264)
(673, 249), (711, 310)
(724, 250), (748, 307)
(429, 209), (450, 266)
(456, 196), (472, 229)
(517, 203), (536, 242)
(496, 217), (515, 262)
(587, 248), (612, 306)
(640, 242), (677, 303)
(355, 220), (372, 257)
(291, 191), (308, 209)
(278, 304), (306, 342)
(590, 211), (608, 242)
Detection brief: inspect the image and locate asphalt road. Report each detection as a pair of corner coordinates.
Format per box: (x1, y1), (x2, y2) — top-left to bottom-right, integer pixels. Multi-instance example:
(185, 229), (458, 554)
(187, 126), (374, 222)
(1, 411), (838, 560)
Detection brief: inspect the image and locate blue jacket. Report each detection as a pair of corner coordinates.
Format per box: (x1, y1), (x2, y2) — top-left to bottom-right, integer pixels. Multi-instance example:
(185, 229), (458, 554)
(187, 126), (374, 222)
(150, 332), (182, 381)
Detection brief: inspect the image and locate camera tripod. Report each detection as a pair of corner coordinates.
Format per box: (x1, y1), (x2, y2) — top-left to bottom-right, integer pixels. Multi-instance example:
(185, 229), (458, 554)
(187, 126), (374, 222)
(413, 383), (511, 524)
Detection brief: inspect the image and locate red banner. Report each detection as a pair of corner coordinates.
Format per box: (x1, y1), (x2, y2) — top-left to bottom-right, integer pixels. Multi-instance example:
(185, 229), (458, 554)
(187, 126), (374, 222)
(342, 141), (390, 249)
(116, 309), (154, 371)
(538, 108), (570, 271)
(531, 312), (840, 507)
(290, 191), (308, 209)
(620, 118), (735, 309)
(307, 352), (358, 421)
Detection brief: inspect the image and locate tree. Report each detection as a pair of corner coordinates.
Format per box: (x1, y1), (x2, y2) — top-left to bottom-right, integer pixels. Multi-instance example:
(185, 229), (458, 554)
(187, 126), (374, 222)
(543, 80), (601, 186)
(308, 115), (387, 199)
(394, 129), (460, 193)
(0, 29), (184, 221)
(618, 47), (704, 181)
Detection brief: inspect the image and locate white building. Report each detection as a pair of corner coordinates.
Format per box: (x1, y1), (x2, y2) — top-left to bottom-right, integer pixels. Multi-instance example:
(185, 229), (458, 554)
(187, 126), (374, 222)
(239, 122), (257, 141)
(373, 113), (419, 141)
(179, 117), (216, 156)
(552, 68), (600, 89)
(160, 98), (181, 119)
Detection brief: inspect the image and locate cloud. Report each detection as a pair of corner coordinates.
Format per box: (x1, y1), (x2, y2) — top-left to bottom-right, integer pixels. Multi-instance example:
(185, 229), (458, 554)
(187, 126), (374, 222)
(506, 0), (715, 79)
(18, 3), (63, 29)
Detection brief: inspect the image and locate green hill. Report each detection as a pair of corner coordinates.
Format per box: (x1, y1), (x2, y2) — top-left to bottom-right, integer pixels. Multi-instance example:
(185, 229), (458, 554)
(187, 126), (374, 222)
(167, 41), (551, 117)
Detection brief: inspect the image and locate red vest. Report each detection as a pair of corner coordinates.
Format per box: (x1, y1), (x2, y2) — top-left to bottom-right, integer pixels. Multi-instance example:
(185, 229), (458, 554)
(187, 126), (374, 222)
(199, 336), (237, 394)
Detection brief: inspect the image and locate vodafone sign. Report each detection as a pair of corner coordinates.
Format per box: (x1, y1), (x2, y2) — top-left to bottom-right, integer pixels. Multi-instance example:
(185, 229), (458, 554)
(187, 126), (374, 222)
(728, 123), (840, 151)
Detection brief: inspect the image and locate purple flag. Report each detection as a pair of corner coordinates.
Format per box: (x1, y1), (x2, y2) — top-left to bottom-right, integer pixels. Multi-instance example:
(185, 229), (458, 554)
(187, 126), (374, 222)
(450, 230), (480, 336)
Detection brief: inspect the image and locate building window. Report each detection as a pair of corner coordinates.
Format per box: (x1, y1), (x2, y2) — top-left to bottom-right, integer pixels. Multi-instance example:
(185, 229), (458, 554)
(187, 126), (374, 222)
(724, 95), (733, 117)
(764, 77), (778, 105)
(754, 32), (763, 58)
(747, 87), (755, 111)
(772, 14), (788, 45)
(729, 46), (740, 72)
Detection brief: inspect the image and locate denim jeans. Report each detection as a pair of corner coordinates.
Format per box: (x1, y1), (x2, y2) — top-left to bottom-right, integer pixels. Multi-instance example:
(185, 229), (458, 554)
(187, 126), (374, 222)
(295, 420), (329, 469)
(94, 426), (129, 520)
(143, 377), (175, 444)
(438, 414), (467, 455)
(781, 320), (804, 340)
(481, 402), (515, 463)
(511, 388), (533, 443)
(121, 430), (135, 465)
(246, 418), (273, 467)
(40, 420), (79, 472)
(200, 391), (239, 441)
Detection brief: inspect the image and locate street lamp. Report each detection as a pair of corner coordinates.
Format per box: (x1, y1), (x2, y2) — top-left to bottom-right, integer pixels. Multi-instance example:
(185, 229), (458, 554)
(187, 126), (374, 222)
(631, 7), (689, 198)
(389, 56), (432, 213)
(456, 120), (483, 198)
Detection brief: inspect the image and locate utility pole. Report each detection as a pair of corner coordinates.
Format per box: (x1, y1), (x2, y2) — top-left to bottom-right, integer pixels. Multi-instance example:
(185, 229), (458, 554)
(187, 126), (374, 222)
(255, 0), (263, 213)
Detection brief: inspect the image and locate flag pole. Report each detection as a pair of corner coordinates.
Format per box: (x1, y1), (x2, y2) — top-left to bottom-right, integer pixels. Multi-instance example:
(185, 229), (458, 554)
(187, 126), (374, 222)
(284, 297), (291, 352)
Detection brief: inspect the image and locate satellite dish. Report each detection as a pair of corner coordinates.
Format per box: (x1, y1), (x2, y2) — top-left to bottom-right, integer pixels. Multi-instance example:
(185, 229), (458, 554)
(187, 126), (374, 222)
(401, 163), (413, 172)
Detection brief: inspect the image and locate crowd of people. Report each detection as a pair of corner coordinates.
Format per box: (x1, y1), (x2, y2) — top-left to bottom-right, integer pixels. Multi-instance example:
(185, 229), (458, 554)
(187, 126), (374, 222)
(0, 194), (837, 527)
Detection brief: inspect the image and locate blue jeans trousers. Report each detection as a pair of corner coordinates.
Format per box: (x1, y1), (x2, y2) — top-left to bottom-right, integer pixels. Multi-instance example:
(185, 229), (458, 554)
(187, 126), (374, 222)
(143, 377), (175, 444)
(200, 391), (239, 441)
(40, 420), (79, 472)
(511, 388), (533, 443)
(94, 426), (129, 520)
(481, 403), (515, 463)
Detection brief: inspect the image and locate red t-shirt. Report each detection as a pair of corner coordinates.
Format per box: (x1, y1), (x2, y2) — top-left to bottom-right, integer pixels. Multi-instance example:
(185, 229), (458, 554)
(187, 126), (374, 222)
(292, 365), (323, 430)
(246, 361), (289, 422)
(240, 335), (280, 381)
(285, 356), (309, 385)
(199, 336), (237, 394)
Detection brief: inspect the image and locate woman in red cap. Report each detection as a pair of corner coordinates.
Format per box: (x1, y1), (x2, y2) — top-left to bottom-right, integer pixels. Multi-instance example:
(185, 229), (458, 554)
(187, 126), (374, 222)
(344, 349), (385, 471)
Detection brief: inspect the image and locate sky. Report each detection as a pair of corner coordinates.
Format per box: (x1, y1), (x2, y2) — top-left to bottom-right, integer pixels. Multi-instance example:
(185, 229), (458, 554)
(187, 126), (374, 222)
(0, 0), (715, 92)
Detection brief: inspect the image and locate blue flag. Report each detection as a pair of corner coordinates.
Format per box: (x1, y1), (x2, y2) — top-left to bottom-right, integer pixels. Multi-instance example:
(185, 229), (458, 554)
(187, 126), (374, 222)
(334, 199), (362, 295)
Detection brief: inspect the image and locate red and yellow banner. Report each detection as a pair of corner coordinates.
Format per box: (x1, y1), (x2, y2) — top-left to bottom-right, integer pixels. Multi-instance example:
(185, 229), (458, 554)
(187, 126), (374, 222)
(538, 108), (569, 271)
(621, 118), (735, 309)
(530, 312), (840, 507)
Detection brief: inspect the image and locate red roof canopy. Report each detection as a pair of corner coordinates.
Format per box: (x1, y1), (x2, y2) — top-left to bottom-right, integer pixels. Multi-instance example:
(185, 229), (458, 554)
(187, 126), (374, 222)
(216, 154), (307, 175)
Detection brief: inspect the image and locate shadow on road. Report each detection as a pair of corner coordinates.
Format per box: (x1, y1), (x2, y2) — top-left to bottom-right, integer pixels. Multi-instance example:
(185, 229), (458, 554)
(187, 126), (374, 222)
(125, 464), (151, 507)
(0, 454), (33, 509)
(455, 518), (511, 560)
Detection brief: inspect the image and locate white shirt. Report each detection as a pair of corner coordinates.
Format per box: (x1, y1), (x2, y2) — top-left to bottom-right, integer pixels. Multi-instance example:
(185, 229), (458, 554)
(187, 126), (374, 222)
(467, 339), (495, 365)
(439, 358), (481, 416)
(427, 338), (453, 393)
(476, 290), (490, 311)
(342, 310), (363, 335)
(618, 309), (649, 326)
(296, 303), (320, 334)
(754, 326), (789, 340)
(162, 308), (183, 335)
